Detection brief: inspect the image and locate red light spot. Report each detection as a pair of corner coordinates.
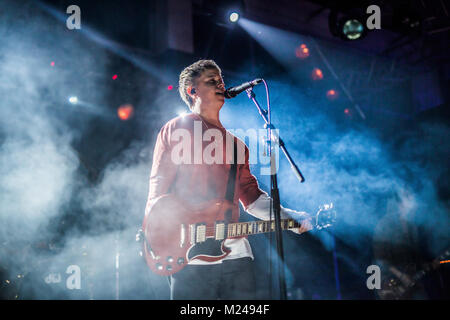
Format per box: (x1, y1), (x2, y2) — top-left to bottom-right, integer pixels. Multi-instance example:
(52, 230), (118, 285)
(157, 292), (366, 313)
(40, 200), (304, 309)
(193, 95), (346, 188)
(326, 89), (339, 100)
(344, 108), (350, 114)
(50, 61), (55, 67)
(295, 45), (310, 59)
(117, 104), (134, 120)
(112, 74), (118, 80)
(167, 85), (173, 90)
(312, 68), (323, 80)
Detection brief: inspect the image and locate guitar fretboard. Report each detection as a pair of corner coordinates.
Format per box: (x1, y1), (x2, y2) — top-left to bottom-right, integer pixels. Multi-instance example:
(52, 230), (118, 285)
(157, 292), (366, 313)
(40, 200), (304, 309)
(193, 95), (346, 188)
(226, 219), (302, 238)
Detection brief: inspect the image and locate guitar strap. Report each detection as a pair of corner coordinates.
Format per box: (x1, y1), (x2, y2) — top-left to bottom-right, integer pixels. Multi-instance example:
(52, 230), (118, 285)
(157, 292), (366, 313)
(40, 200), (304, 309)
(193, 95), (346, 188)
(224, 137), (238, 223)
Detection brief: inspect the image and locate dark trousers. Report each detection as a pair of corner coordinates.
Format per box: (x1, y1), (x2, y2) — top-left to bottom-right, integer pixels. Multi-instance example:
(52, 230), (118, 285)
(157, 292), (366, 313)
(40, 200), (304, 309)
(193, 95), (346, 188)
(169, 257), (256, 300)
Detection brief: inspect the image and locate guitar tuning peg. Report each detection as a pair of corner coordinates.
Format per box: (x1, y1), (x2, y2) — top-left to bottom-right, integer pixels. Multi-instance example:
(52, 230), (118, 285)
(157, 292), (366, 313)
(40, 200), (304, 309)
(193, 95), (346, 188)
(319, 203), (332, 211)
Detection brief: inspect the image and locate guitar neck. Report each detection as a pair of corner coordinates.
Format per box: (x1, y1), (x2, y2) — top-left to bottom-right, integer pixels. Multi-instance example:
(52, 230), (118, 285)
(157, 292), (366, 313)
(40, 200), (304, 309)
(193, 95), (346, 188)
(226, 218), (303, 238)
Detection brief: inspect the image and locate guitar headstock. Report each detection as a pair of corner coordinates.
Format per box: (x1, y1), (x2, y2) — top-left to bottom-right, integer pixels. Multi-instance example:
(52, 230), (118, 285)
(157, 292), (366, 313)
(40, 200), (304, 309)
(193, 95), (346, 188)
(315, 203), (336, 230)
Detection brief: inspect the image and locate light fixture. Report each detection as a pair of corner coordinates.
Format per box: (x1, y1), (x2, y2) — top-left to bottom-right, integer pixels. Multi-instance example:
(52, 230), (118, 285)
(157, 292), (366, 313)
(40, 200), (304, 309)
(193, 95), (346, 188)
(312, 68), (324, 80)
(295, 44), (310, 59)
(326, 89), (339, 100)
(229, 12), (240, 23)
(68, 96), (78, 104)
(329, 9), (367, 41)
(117, 104), (134, 121)
(342, 19), (365, 40)
(212, 0), (245, 26)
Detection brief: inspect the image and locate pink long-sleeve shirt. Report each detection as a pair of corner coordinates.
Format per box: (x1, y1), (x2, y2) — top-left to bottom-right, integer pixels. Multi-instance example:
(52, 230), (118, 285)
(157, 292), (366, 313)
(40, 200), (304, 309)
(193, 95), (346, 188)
(146, 113), (263, 214)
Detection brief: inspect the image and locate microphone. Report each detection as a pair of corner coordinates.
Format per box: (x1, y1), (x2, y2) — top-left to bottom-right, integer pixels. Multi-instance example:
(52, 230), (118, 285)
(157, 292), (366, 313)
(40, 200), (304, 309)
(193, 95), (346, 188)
(224, 78), (263, 99)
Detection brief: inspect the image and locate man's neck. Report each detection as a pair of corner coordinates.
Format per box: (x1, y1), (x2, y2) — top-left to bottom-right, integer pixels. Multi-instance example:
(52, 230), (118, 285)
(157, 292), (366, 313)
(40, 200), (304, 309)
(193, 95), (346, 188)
(193, 106), (223, 128)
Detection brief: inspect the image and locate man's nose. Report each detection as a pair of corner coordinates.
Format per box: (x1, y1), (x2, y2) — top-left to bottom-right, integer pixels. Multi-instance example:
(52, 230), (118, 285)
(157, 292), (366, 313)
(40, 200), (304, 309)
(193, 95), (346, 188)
(217, 82), (225, 90)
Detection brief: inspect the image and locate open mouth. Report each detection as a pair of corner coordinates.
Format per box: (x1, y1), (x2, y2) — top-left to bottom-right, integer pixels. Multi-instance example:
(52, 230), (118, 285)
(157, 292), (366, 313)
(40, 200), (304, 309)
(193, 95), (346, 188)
(216, 91), (224, 96)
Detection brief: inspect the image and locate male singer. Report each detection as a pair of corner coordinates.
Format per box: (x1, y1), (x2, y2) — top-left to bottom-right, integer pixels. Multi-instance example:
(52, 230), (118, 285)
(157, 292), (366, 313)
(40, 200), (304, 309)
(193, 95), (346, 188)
(145, 59), (312, 299)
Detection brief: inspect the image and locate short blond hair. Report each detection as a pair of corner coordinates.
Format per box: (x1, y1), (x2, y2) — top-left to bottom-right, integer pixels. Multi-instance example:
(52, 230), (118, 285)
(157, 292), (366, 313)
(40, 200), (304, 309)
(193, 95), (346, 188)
(178, 59), (222, 109)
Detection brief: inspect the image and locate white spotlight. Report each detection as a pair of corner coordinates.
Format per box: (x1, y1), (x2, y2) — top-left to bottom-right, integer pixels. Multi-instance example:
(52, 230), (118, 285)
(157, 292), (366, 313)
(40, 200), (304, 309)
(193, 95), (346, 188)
(69, 96), (78, 104)
(229, 12), (240, 23)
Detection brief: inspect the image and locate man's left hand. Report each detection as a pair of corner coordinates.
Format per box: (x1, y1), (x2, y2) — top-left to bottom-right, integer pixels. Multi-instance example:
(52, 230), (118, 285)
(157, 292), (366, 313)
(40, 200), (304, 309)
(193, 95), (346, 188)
(297, 215), (313, 234)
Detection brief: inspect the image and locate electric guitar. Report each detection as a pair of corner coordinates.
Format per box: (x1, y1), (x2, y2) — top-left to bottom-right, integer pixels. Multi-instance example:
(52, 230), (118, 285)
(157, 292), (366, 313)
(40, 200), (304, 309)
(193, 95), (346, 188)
(140, 194), (336, 276)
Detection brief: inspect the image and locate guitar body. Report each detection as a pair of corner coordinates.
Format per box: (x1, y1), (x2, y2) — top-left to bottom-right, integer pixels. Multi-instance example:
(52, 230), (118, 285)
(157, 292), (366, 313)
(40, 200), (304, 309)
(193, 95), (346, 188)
(142, 194), (239, 276)
(141, 195), (336, 276)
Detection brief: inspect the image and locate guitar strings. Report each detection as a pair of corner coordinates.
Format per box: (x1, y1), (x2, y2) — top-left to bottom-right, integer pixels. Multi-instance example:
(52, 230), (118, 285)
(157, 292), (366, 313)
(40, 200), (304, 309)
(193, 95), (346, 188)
(195, 220), (300, 232)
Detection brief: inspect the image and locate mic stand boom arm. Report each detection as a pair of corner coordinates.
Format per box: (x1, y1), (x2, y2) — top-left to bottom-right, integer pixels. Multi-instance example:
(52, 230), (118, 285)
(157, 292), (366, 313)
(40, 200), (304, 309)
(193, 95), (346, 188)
(245, 87), (305, 300)
(245, 89), (305, 183)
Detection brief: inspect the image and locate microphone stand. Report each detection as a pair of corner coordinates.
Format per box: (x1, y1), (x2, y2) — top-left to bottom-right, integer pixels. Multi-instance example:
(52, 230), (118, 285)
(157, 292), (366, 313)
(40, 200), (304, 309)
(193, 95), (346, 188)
(245, 86), (305, 300)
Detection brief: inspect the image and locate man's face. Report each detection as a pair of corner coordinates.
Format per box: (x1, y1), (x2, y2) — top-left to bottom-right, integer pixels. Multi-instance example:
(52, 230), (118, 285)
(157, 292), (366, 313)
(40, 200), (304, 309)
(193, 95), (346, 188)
(192, 68), (225, 107)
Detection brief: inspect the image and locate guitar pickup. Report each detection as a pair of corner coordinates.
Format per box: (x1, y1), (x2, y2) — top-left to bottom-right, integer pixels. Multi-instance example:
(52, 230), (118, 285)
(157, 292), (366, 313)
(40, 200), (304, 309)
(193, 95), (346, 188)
(215, 221), (225, 240)
(196, 224), (206, 243)
(189, 224), (196, 245)
(190, 223), (207, 244)
(180, 224), (186, 248)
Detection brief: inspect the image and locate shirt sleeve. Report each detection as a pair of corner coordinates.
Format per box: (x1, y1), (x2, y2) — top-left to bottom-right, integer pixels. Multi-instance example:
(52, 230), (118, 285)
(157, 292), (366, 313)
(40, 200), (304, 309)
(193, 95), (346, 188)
(236, 143), (309, 225)
(144, 123), (178, 215)
(237, 146), (264, 210)
(246, 192), (311, 234)
(245, 192), (309, 220)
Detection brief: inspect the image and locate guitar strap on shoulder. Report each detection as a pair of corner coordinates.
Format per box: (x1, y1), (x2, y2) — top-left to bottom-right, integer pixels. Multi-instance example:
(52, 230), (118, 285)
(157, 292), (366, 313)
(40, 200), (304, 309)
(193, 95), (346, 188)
(224, 138), (238, 222)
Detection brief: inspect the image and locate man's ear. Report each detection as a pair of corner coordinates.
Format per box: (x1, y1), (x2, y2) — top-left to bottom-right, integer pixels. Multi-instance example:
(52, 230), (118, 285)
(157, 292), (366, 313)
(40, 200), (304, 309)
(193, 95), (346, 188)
(187, 86), (196, 97)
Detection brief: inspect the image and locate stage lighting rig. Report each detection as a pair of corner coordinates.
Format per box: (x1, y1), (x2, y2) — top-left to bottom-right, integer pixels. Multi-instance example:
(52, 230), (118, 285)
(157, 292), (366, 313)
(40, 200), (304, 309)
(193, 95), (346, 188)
(229, 12), (240, 23)
(328, 8), (368, 41)
(342, 19), (365, 40)
(68, 96), (78, 105)
(222, 3), (244, 26)
(197, 0), (245, 27)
